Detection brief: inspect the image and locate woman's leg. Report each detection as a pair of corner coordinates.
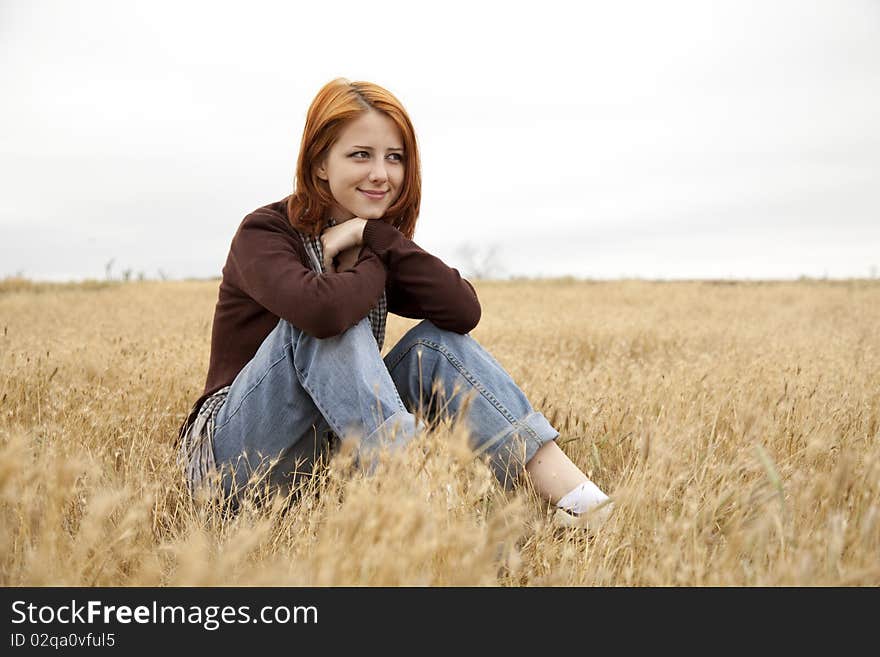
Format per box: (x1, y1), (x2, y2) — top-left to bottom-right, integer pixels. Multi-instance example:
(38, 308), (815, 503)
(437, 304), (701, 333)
(383, 320), (613, 522)
(384, 319), (580, 494)
(212, 316), (425, 502)
(523, 440), (590, 504)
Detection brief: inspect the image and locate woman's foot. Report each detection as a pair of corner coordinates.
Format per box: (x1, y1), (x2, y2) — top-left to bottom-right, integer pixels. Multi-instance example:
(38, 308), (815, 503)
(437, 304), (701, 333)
(551, 479), (614, 534)
(551, 497), (615, 534)
(524, 440), (615, 533)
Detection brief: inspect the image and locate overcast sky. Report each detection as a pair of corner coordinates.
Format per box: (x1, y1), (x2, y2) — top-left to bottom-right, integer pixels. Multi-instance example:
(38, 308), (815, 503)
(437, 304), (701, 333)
(1, 0), (878, 281)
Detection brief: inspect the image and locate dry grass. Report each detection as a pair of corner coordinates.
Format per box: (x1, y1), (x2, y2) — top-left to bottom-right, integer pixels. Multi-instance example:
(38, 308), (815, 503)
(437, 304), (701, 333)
(1, 277), (878, 586)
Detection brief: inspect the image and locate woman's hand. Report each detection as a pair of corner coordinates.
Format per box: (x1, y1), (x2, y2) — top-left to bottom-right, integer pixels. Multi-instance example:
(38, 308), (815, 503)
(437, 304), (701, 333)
(334, 245), (362, 272)
(320, 218), (368, 273)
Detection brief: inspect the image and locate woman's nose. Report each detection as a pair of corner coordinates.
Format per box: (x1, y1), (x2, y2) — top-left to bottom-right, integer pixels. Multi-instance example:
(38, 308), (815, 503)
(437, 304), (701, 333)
(369, 162), (387, 182)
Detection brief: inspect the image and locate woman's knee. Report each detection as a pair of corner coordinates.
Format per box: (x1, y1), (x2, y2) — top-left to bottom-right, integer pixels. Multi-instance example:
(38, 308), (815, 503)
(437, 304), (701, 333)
(406, 319), (474, 350)
(386, 321), (484, 378)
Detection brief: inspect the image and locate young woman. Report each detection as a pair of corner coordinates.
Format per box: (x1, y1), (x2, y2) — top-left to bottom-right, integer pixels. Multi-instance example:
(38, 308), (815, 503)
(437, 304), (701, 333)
(178, 78), (613, 530)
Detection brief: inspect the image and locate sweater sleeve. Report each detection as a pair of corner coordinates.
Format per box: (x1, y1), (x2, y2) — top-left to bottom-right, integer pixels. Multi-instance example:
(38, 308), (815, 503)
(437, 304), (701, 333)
(228, 212), (388, 338)
(362, 219), (481, 334)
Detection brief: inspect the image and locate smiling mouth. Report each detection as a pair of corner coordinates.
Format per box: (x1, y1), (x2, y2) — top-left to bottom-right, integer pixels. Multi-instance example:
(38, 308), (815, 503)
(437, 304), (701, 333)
(358, 189), (387, 199)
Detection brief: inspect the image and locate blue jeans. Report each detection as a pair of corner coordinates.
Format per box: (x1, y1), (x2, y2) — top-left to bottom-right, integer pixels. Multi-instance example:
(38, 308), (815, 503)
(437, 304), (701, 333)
(212, 316), (558, 502)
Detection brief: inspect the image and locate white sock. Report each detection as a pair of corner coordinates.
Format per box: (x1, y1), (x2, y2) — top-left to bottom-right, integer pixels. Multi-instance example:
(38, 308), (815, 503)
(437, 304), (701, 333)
(556, 480), (610, 515)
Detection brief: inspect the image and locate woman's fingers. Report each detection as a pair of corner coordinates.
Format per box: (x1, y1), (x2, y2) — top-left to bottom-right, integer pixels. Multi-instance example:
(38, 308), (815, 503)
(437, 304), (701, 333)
(321, 222), (359, 273)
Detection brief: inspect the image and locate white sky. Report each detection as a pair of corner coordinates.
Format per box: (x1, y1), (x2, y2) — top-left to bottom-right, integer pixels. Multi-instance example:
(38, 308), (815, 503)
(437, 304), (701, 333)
(1, 0), (878, 281)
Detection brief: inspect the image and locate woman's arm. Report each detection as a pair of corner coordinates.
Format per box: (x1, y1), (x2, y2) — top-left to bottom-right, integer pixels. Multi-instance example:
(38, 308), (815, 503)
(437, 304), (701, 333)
(227, 211), (388, 338)
(334, 244), (362, 272)
(359, 219), (481, 334)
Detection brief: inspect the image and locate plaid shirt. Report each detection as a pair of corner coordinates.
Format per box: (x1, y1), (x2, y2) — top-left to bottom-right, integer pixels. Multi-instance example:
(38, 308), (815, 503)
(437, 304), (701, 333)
(178, 218), (388, 493)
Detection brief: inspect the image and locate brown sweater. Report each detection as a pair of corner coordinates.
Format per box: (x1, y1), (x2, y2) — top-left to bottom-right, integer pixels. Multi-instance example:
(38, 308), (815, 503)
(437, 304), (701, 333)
(182, 196), (481, 432)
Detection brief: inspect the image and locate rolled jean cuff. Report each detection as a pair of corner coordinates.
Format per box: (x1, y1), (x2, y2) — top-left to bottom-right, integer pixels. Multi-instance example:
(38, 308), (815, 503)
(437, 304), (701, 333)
(479, 411), (560, 490)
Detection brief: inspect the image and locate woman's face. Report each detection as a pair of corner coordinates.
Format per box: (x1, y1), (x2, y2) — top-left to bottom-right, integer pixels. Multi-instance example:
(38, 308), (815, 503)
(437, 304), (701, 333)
(316, 110), (406, 223)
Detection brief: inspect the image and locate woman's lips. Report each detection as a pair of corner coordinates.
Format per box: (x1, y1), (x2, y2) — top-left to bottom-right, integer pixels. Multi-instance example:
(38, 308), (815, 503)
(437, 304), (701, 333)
(358, 189), (387, 199)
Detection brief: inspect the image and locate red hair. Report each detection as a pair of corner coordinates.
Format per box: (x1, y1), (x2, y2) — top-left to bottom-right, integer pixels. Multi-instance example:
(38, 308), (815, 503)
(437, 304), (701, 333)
(287, 78), (421, 240)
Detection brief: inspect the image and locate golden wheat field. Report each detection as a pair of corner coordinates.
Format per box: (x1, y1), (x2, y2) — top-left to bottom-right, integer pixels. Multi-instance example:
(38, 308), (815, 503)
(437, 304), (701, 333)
(0, 277), (878, 586)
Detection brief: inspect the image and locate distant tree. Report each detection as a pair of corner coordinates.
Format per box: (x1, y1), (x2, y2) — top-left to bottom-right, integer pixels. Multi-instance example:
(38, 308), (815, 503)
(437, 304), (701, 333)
(104, 258), (115, 280)
(157, 269), (168, 281)
(454, 243), (506, 280)
(122, 268), (132, 282)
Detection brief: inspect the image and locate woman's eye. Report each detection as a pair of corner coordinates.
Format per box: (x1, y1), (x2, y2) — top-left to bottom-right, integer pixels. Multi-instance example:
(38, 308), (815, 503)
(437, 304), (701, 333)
(352, 151), (403, 162)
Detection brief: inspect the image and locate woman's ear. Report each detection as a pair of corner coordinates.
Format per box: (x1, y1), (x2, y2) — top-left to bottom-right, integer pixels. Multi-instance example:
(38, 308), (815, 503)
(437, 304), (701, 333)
(316, 158), (328, 181)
